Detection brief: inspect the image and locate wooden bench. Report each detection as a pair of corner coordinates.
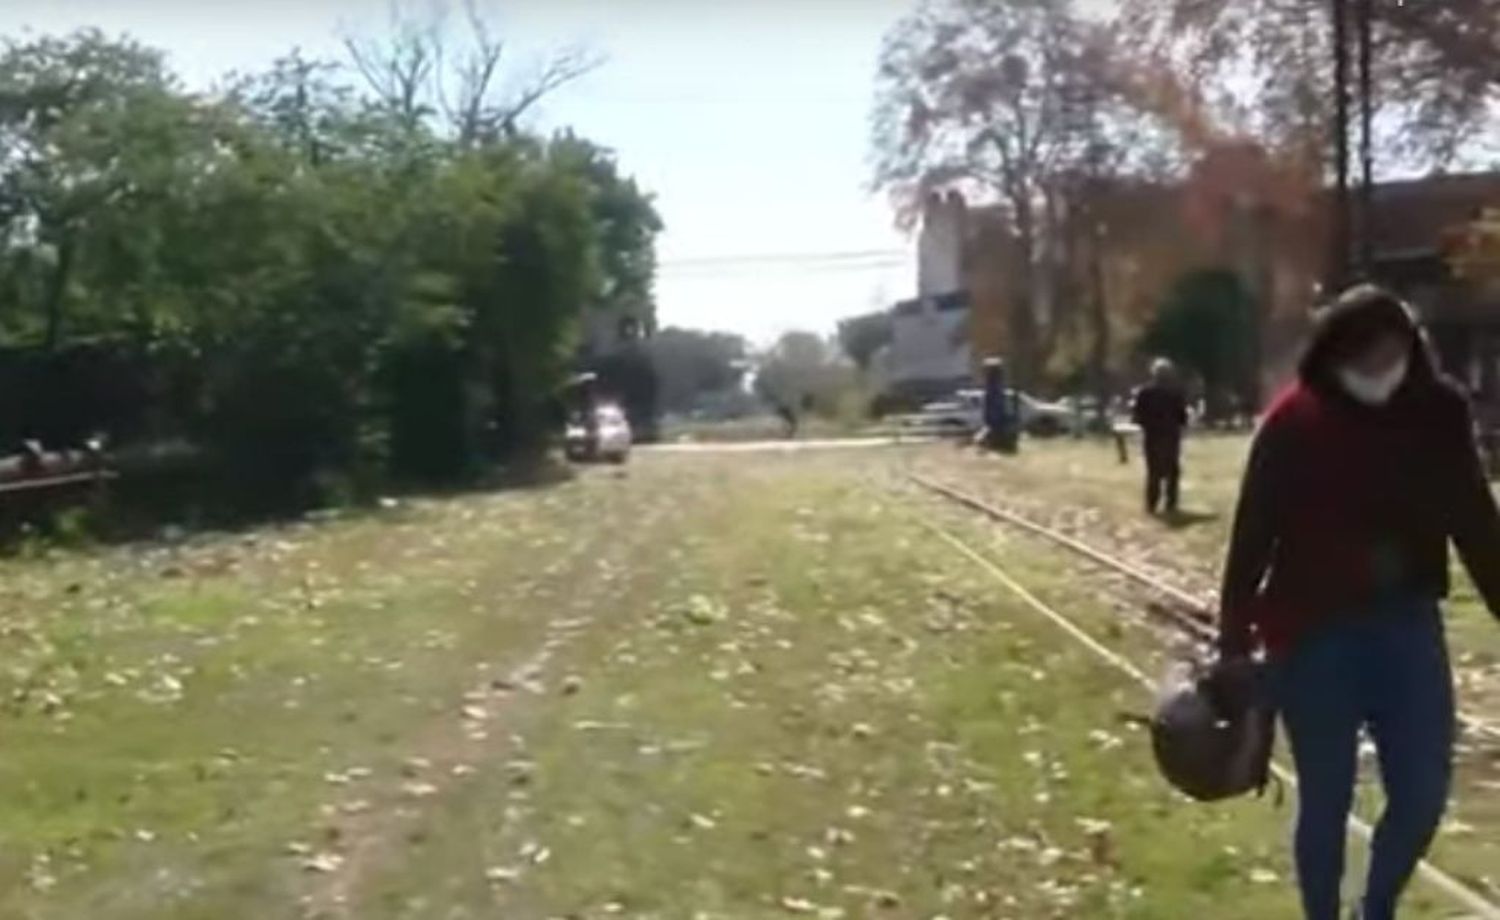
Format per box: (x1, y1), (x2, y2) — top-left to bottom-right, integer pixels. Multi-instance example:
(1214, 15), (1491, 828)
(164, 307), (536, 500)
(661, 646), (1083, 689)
(0, 441), (117, 534)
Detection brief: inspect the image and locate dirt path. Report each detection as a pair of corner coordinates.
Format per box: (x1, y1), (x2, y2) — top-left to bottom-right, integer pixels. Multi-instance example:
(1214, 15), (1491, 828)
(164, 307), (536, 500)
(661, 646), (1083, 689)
(298, 471), (693, 917)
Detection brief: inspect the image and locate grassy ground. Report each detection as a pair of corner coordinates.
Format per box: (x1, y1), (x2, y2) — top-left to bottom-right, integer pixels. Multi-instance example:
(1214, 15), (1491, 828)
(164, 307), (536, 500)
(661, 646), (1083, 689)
(0, 447), (1491, 917)
(913, 434), (1500, 693)
(914, 435), (1500, 904)
(657, 416), (876, 444)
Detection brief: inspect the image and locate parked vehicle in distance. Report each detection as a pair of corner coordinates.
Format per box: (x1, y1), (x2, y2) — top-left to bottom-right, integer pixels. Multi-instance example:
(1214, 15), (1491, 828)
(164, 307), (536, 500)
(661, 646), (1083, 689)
(1018, 391), (1074, 437)
(564, 403), (632, 464)
(1068, 395), (1130, 435)
(913, 389), (984, 433)
(909, 388), (1076, 438)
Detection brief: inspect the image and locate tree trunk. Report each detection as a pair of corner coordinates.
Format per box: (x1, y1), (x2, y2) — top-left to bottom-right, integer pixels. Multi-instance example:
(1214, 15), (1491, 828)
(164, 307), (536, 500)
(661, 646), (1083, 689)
(1088, 224), (1110, 429)
(1010, 195), (1041, 389)
(1243, 205), (1273, 415)
(42, 234), (76, 354)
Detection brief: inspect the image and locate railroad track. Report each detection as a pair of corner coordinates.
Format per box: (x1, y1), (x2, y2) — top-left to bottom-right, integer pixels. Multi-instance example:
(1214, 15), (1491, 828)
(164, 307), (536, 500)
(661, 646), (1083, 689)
(896, 477), (1500, 918)
(903, 472), (1500, 748)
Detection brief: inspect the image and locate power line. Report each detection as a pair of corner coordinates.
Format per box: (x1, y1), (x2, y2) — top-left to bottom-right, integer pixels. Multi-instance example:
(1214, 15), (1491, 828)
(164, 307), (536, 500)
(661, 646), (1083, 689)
(659, 248), (908, 269)
(660, 258), (908, 278)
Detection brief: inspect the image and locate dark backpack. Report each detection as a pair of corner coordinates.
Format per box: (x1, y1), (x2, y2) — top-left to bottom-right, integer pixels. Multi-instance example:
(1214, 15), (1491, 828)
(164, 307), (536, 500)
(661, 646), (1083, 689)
(1150, 658), (1276, 802)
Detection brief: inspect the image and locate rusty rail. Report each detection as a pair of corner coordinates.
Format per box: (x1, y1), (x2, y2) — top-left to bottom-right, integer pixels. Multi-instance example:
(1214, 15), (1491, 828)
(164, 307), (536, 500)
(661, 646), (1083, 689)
(905, 472), (1500, 745)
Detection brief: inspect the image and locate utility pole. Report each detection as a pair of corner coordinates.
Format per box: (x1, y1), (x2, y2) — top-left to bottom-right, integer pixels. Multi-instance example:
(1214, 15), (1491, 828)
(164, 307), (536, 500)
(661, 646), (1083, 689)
(1329, 0), (1352, 293)
(1356, 0), (1375, 278)
(1329, 0), (1377, 290)
(1089, 218), (1110, 433)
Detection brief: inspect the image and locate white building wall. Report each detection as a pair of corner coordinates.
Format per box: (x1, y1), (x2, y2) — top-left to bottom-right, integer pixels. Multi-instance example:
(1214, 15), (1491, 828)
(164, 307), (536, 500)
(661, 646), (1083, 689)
(888, 297), (971, 386)
(917, 191), (967, 297)
(888, 190), (971, 389)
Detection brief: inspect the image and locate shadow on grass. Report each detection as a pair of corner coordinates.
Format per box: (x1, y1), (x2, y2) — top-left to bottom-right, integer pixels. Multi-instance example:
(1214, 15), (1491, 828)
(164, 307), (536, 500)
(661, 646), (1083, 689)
(1, 451), (578, 557)
(1160, 509), (1220, 529)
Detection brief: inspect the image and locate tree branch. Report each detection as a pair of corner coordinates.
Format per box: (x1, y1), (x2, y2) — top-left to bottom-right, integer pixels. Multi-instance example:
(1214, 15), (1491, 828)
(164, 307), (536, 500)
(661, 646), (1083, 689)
(496, 47), (605, 138)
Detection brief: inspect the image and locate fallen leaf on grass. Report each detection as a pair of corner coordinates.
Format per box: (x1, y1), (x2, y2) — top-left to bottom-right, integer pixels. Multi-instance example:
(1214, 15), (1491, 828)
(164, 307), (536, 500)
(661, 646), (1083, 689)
(401, 781), (439, 799)
(27, 860), (56, 893)
(518, 840), (552, 866)
(682, 595), (727, 626)
(302, 851), (345, 874)
(401, 757), (431, 777)
(1077, 818), (1116, 865)
(688, 813), (717, 831)
(824, 827), (856, 846)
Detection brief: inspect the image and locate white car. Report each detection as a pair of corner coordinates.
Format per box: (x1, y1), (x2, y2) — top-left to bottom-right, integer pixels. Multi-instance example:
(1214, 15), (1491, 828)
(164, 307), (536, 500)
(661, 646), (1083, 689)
(913, 390), (984, 433)
(564, 404), (632, 464)
(914, 388), (1074, 437)
(1017, 392), (1075, 437)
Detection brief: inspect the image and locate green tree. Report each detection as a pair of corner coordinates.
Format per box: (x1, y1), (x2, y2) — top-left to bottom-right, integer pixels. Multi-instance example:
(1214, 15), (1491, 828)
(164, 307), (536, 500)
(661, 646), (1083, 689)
(1140, 268), (1255, 420)
(836, 310), (893, 373)
(0, 30), (197, 348)
(753, 332), (855, 417)
(0, 22), (659, 511)
(650, 327), (748, 415)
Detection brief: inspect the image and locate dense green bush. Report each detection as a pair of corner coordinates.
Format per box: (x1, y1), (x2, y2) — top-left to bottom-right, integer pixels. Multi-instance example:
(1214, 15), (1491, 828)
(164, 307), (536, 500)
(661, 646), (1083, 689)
(0, 30), (661, 511)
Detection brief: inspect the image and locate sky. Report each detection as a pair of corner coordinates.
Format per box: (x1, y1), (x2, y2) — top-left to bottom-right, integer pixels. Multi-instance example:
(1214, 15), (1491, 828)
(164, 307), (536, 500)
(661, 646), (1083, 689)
(0, 0), (918, 346)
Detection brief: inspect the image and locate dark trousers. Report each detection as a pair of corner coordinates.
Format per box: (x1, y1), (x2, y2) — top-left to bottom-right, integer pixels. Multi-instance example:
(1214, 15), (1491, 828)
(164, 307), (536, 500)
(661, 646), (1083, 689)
(1143, 437), (1180, 513)
(1273, 599), (1454, 920)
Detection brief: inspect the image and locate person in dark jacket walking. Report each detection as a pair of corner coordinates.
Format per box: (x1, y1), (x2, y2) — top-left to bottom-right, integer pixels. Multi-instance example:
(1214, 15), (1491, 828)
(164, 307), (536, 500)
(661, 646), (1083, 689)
(1216, 285), (1500, 920)
(1132, 358), (1190, 515)
(775, 400), (799, 440)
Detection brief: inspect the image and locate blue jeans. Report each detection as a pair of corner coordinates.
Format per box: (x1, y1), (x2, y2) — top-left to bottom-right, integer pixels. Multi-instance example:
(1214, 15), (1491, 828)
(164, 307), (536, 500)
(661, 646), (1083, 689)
(1273, 598), (1455, 920)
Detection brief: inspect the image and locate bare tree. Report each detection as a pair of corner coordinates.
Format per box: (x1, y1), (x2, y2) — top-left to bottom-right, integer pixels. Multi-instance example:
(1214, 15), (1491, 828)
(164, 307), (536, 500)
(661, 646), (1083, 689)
(489, 45), (602, 141)
(872, 0), (1178, 386)
(344, 6), (439, 129)
(342, 0), (602, 143)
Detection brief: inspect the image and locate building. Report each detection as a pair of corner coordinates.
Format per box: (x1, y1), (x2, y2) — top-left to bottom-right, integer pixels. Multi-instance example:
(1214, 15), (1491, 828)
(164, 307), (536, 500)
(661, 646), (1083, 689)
(578, 306), (651, 361)
(886, 291), (972, 403)
(574, 302), (658, 441)
(880, 192), (974, 403)
(884, 149), (1500, 412)
(1365, 173), (1500, 417)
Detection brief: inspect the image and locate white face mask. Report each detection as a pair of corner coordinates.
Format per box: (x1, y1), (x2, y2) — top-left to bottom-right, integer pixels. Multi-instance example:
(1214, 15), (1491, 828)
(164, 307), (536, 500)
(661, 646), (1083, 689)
(1338, 357), (1409, 405)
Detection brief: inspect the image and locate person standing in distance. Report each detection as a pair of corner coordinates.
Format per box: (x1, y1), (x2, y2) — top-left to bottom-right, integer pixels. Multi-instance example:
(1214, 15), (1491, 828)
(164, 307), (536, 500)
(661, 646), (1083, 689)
(1216, 285), (1500, 920)
(1132, 357), (1190, 516)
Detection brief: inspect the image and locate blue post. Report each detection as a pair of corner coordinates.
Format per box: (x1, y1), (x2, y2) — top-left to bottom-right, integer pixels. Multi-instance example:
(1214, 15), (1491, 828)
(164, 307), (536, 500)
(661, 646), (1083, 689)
(982, 358), (1020, 453)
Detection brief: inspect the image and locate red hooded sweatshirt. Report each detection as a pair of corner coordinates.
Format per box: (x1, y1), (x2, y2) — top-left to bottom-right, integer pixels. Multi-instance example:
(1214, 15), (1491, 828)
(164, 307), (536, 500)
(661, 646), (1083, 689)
(1218, 342), (1500, 657)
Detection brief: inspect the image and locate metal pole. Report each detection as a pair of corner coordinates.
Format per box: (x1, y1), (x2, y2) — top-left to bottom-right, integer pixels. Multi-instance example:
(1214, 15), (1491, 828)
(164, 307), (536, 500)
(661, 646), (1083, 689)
(1357, 0), (1375, 278)
(1330, 0), (1351, 293)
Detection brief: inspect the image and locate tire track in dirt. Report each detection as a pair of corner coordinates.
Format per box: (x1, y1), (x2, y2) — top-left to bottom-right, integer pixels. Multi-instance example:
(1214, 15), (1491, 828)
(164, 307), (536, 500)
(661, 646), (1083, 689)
(297, 472), (684, 919)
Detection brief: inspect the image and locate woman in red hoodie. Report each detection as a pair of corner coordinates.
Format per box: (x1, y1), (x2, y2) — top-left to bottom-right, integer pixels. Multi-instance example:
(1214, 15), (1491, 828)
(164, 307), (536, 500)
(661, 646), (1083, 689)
(1217, 284), (1500, 920)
